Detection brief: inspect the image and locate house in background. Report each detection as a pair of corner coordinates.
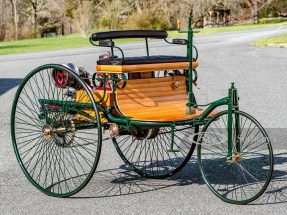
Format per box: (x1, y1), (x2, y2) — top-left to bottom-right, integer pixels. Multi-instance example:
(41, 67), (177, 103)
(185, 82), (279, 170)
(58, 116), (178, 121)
(195, 3), (231, 28)
(204, 6), (231, 27)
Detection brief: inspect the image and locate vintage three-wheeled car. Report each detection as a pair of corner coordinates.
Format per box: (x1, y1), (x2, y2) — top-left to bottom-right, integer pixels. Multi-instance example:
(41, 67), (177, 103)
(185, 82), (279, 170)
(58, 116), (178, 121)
(11, 17), (273, 204)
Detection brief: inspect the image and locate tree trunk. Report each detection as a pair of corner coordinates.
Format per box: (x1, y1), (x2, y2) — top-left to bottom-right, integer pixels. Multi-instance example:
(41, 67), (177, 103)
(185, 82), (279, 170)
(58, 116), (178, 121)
(252, 0), (259, 24)
(30, 0), (38, 31)
(246, 0), (274, 24)
(0, 1), (3, 28)
(61, 17), (65, 36)
(0, 0), (5, 41)
(134, 0), (143, 14)
(10, 0), (18, 40)
(61, 0), (65, 35)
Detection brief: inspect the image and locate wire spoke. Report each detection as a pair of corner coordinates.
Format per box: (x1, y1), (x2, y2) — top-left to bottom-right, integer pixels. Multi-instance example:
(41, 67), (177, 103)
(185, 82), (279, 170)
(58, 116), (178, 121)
(12, 66), (101, 196)
(198, 110), (273, 203)
(113, 126), (196, 178)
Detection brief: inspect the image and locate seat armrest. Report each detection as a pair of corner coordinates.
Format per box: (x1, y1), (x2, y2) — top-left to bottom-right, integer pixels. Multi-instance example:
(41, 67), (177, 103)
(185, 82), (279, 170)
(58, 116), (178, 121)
(99, 40), (115, 47)
(172, 38), (189, 45)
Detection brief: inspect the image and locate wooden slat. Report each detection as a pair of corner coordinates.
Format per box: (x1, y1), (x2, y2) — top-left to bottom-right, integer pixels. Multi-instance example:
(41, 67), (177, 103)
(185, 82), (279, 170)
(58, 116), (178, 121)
(115, 76), (216, 122)
(119, 79), (185, 89)
(121, 76), (182, 84)
(118, 87), (186, 95)
(117, 93), (186, 101)
(117, 76), (186, 107)
(96, 61), (198, 73)
(118, 77), (185, 90)
(117, 98), (187, 107)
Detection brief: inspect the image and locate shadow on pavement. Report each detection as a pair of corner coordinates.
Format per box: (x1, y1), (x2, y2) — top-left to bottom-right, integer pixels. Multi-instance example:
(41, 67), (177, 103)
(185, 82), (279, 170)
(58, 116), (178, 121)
(72, 152), (287, 205)
(252, 152), (287, 205)
(72, 159), (202, 199)
(0, 78), (22, 96)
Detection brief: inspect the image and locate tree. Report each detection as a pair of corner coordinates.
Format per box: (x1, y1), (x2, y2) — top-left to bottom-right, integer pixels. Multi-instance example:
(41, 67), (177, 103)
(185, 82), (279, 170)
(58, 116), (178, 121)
(0, 0), (6, 40)
(20, 0), (45, 31)
(97, 0), (133, 29)
(20, 0), (45, 37)
(0, 0), (283, 41)
(65, 0), (97, 37)
(9, 0), (19, 40)
(245, 0), (275, 23)
(0, 0), (15, 40)
(42, 0), (66, 35)
(29, 0), (38, 30)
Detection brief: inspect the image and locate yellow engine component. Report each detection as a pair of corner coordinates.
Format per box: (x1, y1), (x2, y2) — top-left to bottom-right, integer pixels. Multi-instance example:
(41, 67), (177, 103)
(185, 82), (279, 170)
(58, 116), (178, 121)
(75, 90), (113, 122)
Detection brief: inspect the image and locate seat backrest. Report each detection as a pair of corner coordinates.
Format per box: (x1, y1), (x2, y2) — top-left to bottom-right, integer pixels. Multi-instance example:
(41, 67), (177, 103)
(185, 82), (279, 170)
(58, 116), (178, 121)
(91, 30), (168, 41)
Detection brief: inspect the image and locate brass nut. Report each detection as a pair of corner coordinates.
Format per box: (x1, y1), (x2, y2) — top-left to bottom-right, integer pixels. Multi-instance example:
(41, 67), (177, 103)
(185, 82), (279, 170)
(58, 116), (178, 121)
(174, 82), (180, 89)
(109, 124), (119, 138)
(227, 152), (242, 164)
(43, 124), (53, 140)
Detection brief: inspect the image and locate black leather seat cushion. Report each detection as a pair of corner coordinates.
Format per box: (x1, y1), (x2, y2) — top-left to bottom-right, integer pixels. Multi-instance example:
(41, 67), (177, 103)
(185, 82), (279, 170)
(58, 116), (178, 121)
(97, 55), (189, 65)
(91, 30), (167, 41)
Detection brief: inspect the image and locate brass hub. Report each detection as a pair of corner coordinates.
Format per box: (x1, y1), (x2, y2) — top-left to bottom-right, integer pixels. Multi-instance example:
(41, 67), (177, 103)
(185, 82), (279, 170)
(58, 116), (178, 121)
(54, 127), (67, 136)
(42, 124), (67, 140)
(227, 152), (242, 164)
(43, 124), (53, 140)
(54, 120), (75, 147)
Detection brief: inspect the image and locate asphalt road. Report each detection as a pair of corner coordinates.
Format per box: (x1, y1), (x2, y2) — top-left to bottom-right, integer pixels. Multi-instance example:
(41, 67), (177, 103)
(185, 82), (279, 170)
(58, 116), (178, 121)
(1, 26), (287, 214)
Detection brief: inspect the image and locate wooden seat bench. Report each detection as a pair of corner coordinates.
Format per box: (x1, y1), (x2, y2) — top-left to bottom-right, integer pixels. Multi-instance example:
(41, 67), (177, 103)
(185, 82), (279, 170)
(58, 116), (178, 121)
(116, 76), (214, 122)
(90, 30), (206, 122)
(96, 55), (198, 73)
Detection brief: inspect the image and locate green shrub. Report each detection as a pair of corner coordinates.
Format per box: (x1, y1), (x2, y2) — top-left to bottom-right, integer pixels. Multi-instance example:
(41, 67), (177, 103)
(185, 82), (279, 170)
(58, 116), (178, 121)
(124, 11), (170, 30)
(28, 29), (39, 39)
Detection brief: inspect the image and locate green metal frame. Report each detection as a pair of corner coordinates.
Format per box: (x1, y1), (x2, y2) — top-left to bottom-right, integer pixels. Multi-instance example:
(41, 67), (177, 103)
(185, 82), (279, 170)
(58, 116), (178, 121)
(187, 17), (195, 114)
(227, 83), (240, 159)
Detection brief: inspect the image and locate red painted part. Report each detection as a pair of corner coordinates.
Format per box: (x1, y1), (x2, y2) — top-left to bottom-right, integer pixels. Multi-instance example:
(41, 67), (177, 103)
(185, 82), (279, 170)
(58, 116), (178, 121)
(52, 70), (68, 87)
(84, 79), (93, 88)
(46, 105), (60, 109)
(52, 69), (94, 90)
(96, 87), (112, 91)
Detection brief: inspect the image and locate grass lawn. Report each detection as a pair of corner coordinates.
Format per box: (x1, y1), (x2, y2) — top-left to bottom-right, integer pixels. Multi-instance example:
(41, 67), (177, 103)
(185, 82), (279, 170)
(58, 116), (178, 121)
(253, 34), (287, 47)
(169, 20), (287, 37)
(0, 34), (90, 55)
(1, 21), (287, 55)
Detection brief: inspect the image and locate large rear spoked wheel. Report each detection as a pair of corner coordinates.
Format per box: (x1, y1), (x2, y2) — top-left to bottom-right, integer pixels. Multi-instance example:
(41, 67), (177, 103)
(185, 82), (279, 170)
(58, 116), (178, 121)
(113, 125), (199, 179)
(197, 110), (273, 204)
(11, 64), (102, 197)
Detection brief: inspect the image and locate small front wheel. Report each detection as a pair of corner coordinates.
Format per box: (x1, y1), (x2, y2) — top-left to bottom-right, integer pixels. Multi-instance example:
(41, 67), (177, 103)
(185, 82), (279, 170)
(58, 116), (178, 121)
(197, 110), (273, 204)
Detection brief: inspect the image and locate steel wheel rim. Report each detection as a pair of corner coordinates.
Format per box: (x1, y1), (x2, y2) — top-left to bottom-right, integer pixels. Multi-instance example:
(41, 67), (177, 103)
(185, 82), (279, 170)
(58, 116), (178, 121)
(11, 64), (102, 197)
(113, 125), (198, 179)
(197, 110), (273, 204)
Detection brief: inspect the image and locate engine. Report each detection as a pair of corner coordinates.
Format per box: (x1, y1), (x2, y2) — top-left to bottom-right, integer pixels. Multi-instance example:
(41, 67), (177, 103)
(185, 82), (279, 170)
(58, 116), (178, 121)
(51, 63), (92, 88)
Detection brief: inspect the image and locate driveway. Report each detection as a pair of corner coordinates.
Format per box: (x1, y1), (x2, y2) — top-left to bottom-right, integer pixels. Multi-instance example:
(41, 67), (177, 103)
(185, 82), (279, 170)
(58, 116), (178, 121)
(1, 26), (287, 214)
